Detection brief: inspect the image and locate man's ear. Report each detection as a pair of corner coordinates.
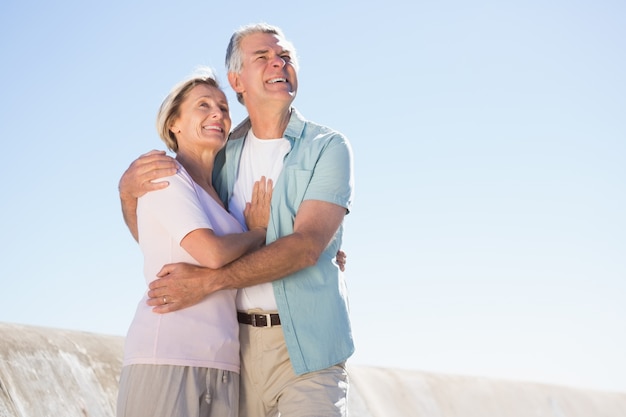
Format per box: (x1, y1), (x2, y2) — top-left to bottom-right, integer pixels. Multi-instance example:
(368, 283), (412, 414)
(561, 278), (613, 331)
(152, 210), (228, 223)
(228, 72), (243, 93)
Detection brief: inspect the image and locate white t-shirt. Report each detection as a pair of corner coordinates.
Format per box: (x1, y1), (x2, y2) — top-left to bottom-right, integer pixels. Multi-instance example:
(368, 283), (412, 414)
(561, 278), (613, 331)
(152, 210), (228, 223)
(123, 164), (241, 372)
(229, 129), (290, 311)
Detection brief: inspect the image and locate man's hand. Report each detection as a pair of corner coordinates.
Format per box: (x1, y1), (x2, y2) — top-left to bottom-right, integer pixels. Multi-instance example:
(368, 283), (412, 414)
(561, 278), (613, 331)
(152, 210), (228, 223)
(119, 150), (178, 200)
(336, 250), (347, 272)
(147, 263), (223, 313)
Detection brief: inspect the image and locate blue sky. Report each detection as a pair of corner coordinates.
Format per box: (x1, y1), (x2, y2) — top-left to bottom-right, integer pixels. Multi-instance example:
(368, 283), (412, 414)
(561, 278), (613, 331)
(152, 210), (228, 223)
(1, 0), (625, 392)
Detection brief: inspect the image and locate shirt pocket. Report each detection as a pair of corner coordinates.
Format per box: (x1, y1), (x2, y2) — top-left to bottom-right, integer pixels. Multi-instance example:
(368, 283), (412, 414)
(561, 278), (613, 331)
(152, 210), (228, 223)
(280, 167), (313, 215)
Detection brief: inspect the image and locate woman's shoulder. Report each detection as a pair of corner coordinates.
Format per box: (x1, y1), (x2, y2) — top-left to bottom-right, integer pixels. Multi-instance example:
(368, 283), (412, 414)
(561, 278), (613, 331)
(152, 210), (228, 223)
(141, 162), (195, 201)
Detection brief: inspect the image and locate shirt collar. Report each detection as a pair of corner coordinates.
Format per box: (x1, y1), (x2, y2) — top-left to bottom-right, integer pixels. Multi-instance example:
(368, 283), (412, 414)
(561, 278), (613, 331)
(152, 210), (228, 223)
(229, 107), (306, 141)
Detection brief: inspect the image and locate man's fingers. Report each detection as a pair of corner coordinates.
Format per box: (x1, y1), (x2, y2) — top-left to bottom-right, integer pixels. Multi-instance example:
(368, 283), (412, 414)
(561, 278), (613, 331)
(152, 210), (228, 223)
(119, 151), (177, 199)
(140, 149), (167, 158)
(135, 160), (178, 178)
(146, 292), (163, 306)
(155, 264), (175, 279)
(132, 151), (177, 173)
(144, 179), (170, 192)
(146, 285), (162, 298)
(151, 302), (180, 314)
(264, 179), (273, 205)
(147, 293), (187, 313)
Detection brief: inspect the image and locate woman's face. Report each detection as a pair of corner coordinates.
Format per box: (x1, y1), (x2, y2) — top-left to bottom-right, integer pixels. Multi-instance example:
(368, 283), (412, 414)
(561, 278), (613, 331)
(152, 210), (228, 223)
(170, 84), (231, 152)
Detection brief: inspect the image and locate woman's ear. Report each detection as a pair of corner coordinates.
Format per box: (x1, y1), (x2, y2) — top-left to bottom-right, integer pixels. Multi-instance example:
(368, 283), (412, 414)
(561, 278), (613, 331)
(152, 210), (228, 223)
(169, 122), (181, 134)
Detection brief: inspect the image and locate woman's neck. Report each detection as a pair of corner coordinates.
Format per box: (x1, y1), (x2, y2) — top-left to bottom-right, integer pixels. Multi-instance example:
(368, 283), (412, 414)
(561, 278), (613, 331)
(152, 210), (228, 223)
(175, 150), (215, 190)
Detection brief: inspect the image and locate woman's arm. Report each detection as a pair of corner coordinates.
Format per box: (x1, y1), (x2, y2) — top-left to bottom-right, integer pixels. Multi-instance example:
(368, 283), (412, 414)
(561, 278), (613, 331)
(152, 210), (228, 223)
(180, 227), (266, 269)
(180, 177), (273, 269)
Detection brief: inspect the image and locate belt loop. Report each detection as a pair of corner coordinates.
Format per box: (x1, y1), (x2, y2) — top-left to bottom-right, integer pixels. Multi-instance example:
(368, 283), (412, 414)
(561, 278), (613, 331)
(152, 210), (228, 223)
(265, 313), (272, 328)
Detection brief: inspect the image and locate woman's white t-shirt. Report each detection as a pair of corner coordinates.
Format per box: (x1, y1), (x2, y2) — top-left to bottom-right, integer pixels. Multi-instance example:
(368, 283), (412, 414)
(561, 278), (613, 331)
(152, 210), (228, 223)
(123, 164), (241, 372)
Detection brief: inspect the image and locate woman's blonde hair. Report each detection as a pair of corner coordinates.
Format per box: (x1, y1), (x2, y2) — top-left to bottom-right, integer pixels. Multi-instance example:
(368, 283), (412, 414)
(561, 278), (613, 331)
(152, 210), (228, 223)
(156, 67), (221, 152)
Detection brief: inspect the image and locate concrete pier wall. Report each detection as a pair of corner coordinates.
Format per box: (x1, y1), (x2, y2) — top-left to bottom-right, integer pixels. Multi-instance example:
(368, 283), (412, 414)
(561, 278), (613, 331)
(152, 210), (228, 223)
(0, 322), (122, 417)
(1, 322), (625, 417)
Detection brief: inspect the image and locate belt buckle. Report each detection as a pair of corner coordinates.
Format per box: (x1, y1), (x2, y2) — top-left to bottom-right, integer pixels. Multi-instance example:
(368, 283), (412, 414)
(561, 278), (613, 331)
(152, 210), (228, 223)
(251, 313), (273, 327)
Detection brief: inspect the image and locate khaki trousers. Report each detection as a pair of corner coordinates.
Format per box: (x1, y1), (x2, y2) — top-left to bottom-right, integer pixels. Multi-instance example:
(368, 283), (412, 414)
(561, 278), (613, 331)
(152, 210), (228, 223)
(238, 319), (348, 417)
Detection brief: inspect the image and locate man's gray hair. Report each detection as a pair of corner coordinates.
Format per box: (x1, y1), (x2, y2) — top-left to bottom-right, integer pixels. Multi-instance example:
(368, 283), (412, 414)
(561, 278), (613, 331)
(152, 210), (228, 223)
(225, 22), (299, 73)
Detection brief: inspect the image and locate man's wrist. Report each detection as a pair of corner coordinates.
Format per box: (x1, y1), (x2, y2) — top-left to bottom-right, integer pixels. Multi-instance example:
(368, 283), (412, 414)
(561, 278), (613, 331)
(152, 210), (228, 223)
(207, 264), (234, 292)
(119, 189), (140, 210)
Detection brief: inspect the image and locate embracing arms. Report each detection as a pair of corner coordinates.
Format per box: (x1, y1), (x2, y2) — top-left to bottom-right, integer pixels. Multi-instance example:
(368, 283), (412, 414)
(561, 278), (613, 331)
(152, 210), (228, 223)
(147, 199), (345, 312)
(118, 149), (348, 312)
(119, 149), (272, 270)
(180, 177), (272, 269)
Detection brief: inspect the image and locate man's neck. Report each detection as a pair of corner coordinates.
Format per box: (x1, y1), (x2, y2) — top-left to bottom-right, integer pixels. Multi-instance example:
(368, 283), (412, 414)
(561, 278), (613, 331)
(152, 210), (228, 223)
(247, 104), (291, 139)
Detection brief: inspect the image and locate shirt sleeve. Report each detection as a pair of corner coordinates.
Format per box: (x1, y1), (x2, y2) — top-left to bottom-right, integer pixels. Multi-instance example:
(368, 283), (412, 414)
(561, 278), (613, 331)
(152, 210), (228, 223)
(303, 133), (354, 213)
(137, 170), (213, 245)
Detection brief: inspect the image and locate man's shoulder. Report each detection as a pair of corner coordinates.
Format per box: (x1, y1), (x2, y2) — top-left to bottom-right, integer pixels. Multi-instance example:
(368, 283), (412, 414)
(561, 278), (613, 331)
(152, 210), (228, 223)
(229, 117), (251, 140)
(291, 110), (346, 142)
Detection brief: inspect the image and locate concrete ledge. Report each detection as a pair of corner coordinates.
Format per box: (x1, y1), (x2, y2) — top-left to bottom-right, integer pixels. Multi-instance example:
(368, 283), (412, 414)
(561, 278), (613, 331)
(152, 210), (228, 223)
(1, 322), (625, 417)
(0, 322), (122, 417)
(347, 366), (626, 417)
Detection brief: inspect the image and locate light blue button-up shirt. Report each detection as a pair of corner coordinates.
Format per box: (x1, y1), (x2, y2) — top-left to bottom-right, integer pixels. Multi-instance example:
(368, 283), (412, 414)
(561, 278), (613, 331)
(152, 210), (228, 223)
(214, 108), (355, 375)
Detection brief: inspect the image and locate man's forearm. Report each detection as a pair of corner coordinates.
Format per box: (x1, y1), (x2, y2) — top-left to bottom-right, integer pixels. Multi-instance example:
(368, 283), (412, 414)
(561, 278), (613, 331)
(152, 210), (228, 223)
(148, 200), (346, 313)
(117, 150), (178, 243)
(120, 193), (139, 242)
(148, 237), (318, 313)
(213, 200), (346, 291)
(216, 231), (320, 291)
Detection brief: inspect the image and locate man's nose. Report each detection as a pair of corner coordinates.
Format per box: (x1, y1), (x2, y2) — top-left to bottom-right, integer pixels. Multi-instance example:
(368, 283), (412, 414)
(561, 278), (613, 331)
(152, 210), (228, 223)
(270, 55), (286, 67)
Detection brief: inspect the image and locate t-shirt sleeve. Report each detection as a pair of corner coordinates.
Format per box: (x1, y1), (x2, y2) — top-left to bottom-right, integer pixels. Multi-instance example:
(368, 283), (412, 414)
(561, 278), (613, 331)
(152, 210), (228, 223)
(137, 171), (213, 244)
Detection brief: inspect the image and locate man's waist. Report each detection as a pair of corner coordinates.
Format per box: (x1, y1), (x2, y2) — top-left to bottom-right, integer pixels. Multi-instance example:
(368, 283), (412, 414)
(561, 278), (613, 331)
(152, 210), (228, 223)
(236, 284), (277, 310)
(237, 311), (281, 327)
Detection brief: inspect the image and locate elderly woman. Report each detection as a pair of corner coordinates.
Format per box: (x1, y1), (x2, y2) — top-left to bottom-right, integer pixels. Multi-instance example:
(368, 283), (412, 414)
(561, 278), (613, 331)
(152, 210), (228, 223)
(116, 68), (271, 417)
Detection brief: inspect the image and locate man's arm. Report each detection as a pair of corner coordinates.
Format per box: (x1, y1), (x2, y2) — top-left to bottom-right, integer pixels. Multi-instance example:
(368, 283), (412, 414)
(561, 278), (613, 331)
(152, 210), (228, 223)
(119, 192), (140, 242)
(118, 150), (178, 241)
(147, 199), (346, 313)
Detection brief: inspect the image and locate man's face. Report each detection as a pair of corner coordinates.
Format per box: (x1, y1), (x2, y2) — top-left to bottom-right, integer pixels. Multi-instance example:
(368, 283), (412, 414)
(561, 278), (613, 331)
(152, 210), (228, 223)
(230, 32), (298, 107)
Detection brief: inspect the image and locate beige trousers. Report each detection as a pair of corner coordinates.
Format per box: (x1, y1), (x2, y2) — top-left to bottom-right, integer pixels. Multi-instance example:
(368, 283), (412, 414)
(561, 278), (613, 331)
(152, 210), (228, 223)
(238, 319), (349, 417)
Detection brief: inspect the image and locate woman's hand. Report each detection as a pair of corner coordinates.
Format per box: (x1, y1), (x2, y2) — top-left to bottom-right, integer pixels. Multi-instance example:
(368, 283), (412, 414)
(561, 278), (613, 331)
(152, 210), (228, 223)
(244, 176), (273, 232)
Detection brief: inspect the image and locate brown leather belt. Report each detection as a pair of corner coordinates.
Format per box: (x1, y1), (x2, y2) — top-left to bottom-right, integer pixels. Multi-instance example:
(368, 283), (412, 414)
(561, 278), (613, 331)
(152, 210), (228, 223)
(237, 311), (281, 327)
